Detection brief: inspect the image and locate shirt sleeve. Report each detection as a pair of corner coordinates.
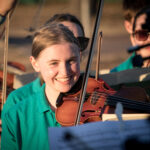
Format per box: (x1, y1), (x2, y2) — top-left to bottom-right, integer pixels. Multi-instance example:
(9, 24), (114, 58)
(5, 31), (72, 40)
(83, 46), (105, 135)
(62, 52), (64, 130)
(1, 112), (18, 150)
(1, 91), (20, 119)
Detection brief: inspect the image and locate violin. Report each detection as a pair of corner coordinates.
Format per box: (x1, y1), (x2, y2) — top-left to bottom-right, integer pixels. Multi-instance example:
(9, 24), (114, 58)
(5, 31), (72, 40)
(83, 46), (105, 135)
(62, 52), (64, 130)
(56, 76), (150, 126)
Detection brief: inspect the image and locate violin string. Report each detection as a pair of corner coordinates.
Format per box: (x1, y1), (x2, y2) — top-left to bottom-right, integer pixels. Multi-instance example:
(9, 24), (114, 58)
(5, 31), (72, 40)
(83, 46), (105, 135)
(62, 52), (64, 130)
(97, 93), (150, 107)
(66, 89), (150, 107)
(99, 96), (150, 110)
(85, 91), (150, 105)
(74, 91), (150, 111)
(107, 96), (150, 111)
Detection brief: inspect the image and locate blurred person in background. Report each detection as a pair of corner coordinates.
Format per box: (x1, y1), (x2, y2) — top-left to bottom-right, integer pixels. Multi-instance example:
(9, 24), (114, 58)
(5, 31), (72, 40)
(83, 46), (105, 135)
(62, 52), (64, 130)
(111, 0), (150, 72)
(131, 7), (150, 68)
(45, 13), (89, 52)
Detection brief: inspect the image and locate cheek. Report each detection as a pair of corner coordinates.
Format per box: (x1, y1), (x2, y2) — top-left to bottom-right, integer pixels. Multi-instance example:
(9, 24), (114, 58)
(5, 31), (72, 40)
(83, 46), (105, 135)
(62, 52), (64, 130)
(39, 66), (57, 82)
(72, 62), (80, 74)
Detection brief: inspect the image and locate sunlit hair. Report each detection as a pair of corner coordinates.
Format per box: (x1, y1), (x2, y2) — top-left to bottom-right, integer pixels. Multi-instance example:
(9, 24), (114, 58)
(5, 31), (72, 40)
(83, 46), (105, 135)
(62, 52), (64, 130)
(45, 13), (85, 36)
(32, 23), (80, 58)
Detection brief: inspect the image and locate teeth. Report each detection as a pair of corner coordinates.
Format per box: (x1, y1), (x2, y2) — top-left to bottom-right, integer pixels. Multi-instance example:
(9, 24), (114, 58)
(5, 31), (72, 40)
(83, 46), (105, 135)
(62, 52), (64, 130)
(56, 77), (70, 82)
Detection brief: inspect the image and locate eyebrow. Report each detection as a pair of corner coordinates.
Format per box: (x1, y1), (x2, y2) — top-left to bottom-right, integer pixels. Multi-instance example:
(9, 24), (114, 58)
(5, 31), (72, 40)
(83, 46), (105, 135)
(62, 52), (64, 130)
(48, 59), (59, 62)
(69, 56), (78, 60)
(67, 56), (79, 62)
(48, 56), (78, 63)
(47, 60), (59, 64)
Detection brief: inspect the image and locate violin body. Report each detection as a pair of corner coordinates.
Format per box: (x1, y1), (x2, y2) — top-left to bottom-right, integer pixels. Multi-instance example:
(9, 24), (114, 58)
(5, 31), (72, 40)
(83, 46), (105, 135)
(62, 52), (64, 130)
(56, 78), (116, 126)
(56, 77), (150, 126)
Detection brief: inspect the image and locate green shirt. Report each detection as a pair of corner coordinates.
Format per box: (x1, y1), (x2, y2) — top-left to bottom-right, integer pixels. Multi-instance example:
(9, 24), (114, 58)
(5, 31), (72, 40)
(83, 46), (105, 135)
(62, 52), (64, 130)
(2, 77), (41, 117)
(1, 83), (61, 150)
(110, 53), (135, 73)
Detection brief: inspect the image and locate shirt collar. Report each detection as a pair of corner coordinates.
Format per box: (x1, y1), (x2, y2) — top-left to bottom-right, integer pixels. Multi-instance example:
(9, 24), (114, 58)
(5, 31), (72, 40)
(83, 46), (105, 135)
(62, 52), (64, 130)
(32, 77), (42, 92)
(38, 83), (54, 114)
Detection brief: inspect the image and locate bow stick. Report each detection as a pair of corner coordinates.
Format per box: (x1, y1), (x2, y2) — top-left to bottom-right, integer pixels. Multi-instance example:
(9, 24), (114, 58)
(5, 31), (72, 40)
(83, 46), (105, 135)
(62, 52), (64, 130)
(1, 12), (10, 110)
(75, 0), (104, 125)
(95, 31), (102, 80)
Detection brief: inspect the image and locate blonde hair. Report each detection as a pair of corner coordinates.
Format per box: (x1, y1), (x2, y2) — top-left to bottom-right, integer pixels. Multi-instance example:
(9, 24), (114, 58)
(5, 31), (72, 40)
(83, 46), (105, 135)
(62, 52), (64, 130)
(32, 23), (80, 58)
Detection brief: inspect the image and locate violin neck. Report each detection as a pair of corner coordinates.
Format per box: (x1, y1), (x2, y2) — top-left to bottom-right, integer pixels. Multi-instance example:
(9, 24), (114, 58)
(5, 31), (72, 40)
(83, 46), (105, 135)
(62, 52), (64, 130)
(106, 96), (150, 113)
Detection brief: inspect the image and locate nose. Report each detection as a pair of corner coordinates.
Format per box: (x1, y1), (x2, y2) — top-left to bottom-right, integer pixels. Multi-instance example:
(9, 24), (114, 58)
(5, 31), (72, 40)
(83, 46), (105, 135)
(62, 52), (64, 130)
(59, 63), (71, 76)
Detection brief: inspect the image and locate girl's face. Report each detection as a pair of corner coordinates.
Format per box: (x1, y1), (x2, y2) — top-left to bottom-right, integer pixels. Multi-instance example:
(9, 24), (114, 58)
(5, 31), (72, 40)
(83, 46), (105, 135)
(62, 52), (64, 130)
(132, 14), (150, 58)
(31, 42), (80, 93)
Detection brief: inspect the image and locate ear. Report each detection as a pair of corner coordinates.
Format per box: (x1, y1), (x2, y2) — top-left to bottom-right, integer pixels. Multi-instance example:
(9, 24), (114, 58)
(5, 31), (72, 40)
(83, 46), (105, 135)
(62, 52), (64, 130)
(30, 56), (40, 72)
(124, 20), (133, 34)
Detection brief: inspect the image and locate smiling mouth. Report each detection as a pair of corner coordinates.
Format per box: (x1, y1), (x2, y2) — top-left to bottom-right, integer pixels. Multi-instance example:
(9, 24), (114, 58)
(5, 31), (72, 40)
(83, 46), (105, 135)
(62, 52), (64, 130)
(55, 77), (72, 83)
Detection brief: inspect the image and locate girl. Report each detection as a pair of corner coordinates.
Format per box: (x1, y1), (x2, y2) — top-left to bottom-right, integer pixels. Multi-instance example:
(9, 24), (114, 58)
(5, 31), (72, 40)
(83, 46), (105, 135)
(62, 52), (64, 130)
(1, 23), (81, 150)
(1, 13), (88, 117)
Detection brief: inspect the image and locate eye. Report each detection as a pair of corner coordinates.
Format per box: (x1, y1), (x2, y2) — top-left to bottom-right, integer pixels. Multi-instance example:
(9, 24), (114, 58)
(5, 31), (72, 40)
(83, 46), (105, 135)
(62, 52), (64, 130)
(49, 61), (58, 66)
(68, 58), (78, 64)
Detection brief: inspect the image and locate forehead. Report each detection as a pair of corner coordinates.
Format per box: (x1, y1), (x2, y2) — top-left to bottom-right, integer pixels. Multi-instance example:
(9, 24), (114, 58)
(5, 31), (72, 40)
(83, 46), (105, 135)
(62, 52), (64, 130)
(135, 14), (147, 30)
(38, 42), (80, 59)
(61, 21), (83, 37)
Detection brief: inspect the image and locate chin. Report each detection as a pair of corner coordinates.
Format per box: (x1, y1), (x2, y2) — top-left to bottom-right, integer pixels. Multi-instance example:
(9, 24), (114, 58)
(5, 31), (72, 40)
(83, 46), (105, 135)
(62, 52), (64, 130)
(59, 88), (71, 93)
(56, 80), (77, 93)
(56, 86), (72, 93)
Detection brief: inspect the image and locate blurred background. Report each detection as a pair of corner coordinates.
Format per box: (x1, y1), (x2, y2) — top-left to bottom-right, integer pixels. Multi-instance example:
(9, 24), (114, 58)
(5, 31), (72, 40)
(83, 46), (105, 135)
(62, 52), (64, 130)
(0, 0), (131, 74)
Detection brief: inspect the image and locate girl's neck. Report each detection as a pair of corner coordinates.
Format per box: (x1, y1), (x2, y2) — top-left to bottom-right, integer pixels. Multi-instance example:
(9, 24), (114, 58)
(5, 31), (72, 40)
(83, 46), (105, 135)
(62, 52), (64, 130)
(45, 85), (60, 109)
